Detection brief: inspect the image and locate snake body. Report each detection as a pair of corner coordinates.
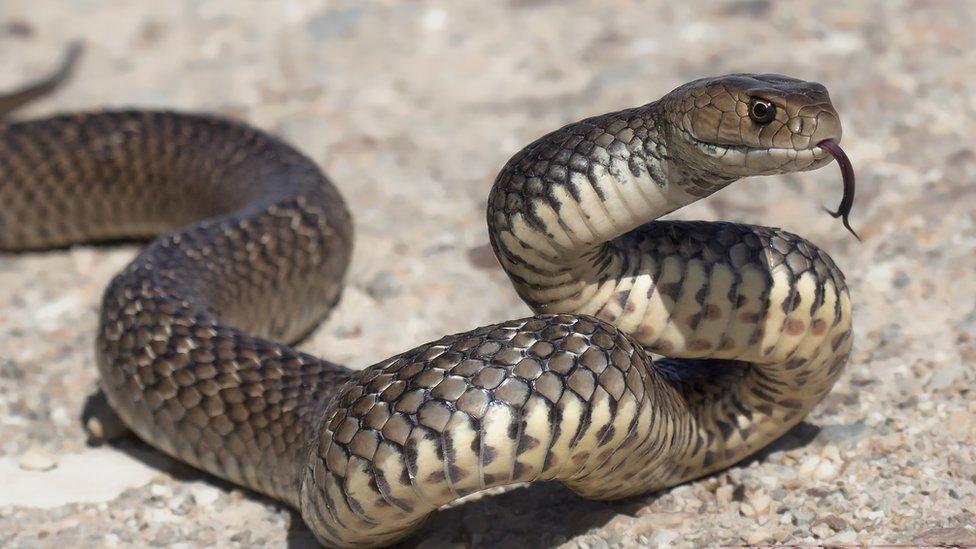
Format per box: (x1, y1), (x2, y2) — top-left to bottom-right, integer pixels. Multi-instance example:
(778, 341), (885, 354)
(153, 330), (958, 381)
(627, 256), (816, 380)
(1, 68), (852, 547)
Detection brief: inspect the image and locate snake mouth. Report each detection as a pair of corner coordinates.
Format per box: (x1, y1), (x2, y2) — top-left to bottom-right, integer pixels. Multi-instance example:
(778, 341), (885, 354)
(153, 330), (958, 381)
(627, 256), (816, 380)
(680, 130), (831, 166)
(680, 130), (858, 240)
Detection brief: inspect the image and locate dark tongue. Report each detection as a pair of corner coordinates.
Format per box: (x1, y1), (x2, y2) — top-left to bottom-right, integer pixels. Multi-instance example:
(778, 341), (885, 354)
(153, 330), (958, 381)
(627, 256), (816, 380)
(818, 139), (859, 240)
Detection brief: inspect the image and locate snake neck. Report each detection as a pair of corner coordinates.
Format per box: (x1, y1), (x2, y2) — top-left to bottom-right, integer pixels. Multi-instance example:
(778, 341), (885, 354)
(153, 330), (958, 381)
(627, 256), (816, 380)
(487, 101), (737, 313)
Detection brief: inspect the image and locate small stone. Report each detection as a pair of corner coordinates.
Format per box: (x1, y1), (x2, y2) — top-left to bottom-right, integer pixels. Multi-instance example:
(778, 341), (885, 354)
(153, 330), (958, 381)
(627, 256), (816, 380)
(168, 492), (196, 515)
(715, 484), (734, 503)
(0, 359), (23, 380)
(927, 366), (961, 390)
(50, 406), (71, 427)
(813, 460), (838, 481)
(647, 530), (679, 547)
(820, 445), (842, 463)
(811, 522), (832, 539)
(797, 455), (821, 479)
(334, 324), (363, 338)
(914, 527), (976, 545)
(149, 483), (173, 500)
(948, 411), (973, 436)
(18, 448), (58, 471)
(364, 270), (400, 300)
(822, 514), (848, 532)
(824, 530), (858, 545)
(188, 483), (222, 506)
(630, 512), (696, 536)
(742, 527), (773, 545)
(747, 492), (772, 516)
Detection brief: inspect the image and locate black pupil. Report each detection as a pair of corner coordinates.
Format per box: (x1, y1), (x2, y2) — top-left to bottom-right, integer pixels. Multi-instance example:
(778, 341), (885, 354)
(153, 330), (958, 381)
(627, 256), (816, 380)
(751, 101), (773, 122)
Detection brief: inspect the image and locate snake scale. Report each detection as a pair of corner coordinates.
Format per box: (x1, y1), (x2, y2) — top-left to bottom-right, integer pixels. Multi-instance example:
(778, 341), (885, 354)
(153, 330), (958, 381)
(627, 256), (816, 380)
(1, 47), (855, 547)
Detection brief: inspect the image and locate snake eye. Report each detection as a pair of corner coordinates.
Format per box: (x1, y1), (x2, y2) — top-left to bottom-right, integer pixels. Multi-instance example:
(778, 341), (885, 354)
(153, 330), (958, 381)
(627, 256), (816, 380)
(748, 99), (776, 125)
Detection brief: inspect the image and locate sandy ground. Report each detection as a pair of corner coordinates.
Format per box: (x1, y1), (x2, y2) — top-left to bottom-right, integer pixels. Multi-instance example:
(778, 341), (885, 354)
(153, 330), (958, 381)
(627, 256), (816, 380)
(1, 0), (975, 547)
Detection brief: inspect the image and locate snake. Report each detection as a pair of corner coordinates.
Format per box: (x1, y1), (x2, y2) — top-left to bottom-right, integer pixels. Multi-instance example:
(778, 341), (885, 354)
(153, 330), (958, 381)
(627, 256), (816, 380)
(1, 45), (855, 547)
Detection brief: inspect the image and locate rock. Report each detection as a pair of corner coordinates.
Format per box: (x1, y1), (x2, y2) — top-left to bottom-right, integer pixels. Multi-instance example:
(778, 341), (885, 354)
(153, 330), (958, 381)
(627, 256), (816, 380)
(927, 367), (961, 391)
(715, 484), (734, 503)
(18, 448), (58, 472)
(149, 483), (173, 500)
(0, 448), (158, 508)
(168, 492), (196, 515)
(0, 359), (23, 380)
(814, 460), (838, 481)
(948, 411), (974, 436)
(824, 530), (858, 545)
(740, 491), (772, 518)
(811, 522), (832, 539)
(822, 514), (848, 532)
(647, 530), (679, 547)
(364, 270), (400, 300)
(913, 527), (976, 545)
(188, 482), (222, 506)
(817, 422), (867, 446)
(820, 445), (842, 463)
(793, 508), (816, 526)
(742, 527), (773, 545)
(628, 512), (696, 538)
(797, 455), (822, 479)
(748, 492), (772, 516)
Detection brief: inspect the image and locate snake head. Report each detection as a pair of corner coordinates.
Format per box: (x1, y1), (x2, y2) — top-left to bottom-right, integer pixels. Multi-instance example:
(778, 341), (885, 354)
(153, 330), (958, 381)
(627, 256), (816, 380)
(662, 73), (842, 177)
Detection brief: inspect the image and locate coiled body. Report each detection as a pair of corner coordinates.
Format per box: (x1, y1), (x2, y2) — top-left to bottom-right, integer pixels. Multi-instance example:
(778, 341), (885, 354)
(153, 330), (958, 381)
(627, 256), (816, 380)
(1, 74), (852, 547)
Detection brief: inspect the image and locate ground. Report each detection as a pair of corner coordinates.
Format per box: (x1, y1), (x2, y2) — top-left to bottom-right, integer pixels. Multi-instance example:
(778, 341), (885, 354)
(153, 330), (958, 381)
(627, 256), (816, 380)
(1, 0), (975, 547)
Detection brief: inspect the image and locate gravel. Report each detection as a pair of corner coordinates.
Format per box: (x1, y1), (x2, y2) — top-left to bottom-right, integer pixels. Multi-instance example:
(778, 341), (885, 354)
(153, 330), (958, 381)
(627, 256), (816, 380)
(1, 0), (975, 547)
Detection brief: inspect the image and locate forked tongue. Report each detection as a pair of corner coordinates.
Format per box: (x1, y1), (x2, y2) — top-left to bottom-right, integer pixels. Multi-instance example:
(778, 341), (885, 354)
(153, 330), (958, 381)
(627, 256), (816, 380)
(817, 139), (859, 240)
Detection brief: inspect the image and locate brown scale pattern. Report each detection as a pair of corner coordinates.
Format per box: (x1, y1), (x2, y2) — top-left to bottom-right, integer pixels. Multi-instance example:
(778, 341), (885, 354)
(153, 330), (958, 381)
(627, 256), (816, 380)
(3, 72), (853, 548)
(301, 314), (691, 546)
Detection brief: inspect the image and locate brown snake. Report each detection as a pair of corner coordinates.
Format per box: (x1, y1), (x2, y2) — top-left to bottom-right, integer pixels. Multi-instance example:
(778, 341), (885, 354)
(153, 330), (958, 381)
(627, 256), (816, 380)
(1, 47), (854, 547)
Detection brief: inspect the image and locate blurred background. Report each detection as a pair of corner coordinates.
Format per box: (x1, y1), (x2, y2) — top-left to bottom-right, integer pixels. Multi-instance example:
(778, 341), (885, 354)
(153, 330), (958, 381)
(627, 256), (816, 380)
(1, 1), (974, 547)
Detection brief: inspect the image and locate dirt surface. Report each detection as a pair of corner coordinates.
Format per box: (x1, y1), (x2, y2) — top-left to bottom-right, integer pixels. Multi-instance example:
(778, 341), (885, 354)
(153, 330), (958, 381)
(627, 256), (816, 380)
(1, 0), (975, 547)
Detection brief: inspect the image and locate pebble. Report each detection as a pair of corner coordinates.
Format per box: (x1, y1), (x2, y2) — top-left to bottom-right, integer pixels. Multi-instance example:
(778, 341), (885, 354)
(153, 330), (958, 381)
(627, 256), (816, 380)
(793, 508), (816, 526)
(714, 485), (734, 503)
(797, 455), (821, 479)
(647, 530), (679, 547)
(188, 483), (222, 506)
(18, 448), (58, 472)
(0, 359), (23, 380)
(363, 270), (400, 301)
(168, 492), (196, 515)
(742, 526), (774, 545)
(914, 527), (976, 545)
(824, 530), (858, 545)
(740, 491), (772, 518)
(149, 483), (173, 500)
(811, 523), (832, 539)
(798, 455), (839, 481)
(822, 514), (849, 532)
(814, 460), (839, 481)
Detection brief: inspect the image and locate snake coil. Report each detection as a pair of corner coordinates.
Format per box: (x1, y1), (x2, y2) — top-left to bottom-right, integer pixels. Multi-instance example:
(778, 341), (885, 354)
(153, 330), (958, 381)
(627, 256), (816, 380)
(1, 49), (853, 547)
